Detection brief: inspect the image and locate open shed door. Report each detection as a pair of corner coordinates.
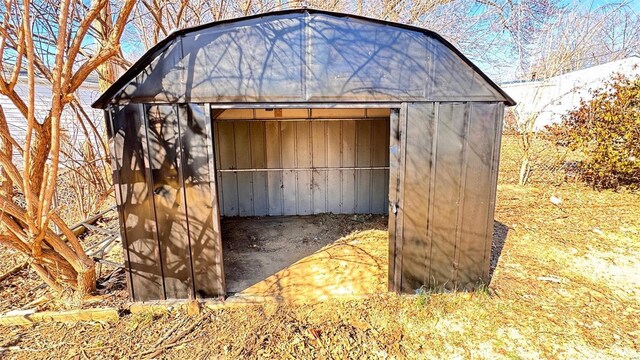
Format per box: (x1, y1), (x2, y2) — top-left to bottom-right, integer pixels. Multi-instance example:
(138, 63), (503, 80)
(389, 102), (502, 293)
(109, 103), (225, 301)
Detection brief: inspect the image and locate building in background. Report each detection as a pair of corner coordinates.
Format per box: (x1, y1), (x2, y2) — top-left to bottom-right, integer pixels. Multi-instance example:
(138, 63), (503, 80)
(0, 73), (103, 167)
(502, 55), (640, 130)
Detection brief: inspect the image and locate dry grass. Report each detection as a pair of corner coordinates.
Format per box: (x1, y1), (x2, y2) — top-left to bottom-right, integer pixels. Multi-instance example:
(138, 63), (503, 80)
(1, 182), (638, 359)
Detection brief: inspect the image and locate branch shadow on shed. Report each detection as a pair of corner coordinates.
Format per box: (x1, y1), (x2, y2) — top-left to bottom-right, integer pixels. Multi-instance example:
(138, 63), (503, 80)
(221, 214), (388, 301)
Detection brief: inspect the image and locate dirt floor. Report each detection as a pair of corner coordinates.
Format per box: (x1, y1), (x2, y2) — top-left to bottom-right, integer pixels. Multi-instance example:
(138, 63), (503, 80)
(222, 214), (388, 297)
(1, 183), (639, 358)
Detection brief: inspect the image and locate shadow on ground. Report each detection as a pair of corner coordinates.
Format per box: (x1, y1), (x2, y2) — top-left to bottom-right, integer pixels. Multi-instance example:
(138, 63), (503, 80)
(221, 214), (388, 302)
(489, 220), (509, 283)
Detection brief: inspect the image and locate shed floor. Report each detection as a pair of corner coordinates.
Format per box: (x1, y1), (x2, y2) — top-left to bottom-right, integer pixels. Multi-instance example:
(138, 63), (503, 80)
(221, 214), (388, 302)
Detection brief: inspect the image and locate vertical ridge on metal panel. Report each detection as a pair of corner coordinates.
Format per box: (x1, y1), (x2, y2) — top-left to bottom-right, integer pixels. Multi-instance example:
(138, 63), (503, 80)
(356, 120), (372, 213)
(341, 120), (356, 214)
(145, 104), (194, 299)
(296, 121), (313, 214)
(106, 108), (134, 300)
(265, 121), (283, 215)
(388, 108), (400, 293)
(180, 104), (225, 298)
(111, 104), (164, 301)
(281, 121), (297, 214)
(250, 121), (268, 216)
(399, 102), (435, 293)
(456, 103), (498, 289)
(312, 121), (327, 214)
(451, 103), (471, 287)
(234, 121), (253, 216)
(425, 104), (439, 288)
(429, 103), (467, 290)
(483, 103), (504, 283)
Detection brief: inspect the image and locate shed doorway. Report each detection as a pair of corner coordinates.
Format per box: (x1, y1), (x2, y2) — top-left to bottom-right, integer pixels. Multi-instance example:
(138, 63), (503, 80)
(211, 107), (392, 299)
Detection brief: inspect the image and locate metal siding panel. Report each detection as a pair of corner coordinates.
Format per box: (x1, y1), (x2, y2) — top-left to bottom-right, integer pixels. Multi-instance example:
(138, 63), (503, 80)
(371, 169), (388, 214)
(311, 122), (327, 214)
(118, 41), (183, 103)
(429, 103), (467, 289)
(106, 107), (134, 300)
(457, 103), (498, 289)
(296, 122), (312, 214)
(221, 173), (238, 216)
(234, 122), (253, 216)
(372, 119), (390, 214)
(112, 104), (164, 301)
(181, 15), (305, 101)
(265, 122), (283, 215)
(103, 11), (511, 107)
(250, 122), (268, 216)
(483, 103), (505, 283)
(431, 44), (504, 101)
(388, 106), (404, 292)
(281, 122), (297, 214)
(306, 14), (429, 101)
(217, 121), (239, 216)
(213, 122), (223, 216)
(400, 103), (435, 292)
(326, 121), (341, 213)
(341, 121), (356, 213)
(356, 121), (372, 213)
(179, 104), (225, 298)
(213, 114), (390, 217)
(145, 105), (193, 299)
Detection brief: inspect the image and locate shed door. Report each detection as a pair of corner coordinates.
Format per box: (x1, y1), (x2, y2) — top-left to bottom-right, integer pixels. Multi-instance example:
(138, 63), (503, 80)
(144, 104), (224, 300)
(389, 102), (502, 293)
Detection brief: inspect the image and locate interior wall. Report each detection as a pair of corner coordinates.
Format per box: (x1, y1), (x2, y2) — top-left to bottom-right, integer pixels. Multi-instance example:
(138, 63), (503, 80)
(389, 102), (504, 293)
(213, 108), (390, 216)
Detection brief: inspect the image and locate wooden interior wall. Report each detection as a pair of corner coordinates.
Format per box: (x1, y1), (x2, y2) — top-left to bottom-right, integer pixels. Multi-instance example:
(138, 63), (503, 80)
(213, 108), (390, 216)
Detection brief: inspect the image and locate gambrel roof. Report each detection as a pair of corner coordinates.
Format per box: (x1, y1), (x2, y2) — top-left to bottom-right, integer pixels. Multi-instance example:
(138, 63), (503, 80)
(93, 8), (515, 108)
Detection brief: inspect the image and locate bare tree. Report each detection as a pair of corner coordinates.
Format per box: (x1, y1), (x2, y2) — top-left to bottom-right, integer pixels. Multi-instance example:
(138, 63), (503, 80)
(530, 1), (640, 79)
(0, 0), (134, 299)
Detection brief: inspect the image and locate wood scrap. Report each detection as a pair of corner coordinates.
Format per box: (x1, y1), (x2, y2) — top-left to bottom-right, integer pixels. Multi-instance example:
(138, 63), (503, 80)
(0, 307), (119, 326)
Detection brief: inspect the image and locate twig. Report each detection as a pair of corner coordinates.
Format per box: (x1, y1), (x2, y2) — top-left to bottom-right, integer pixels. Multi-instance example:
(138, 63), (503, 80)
(138, 312), (210, 359)
(151, 318), (187, 349)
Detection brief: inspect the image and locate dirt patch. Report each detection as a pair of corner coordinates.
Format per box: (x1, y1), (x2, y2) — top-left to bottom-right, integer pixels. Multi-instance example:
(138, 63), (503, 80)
(222, 214), (388, 296)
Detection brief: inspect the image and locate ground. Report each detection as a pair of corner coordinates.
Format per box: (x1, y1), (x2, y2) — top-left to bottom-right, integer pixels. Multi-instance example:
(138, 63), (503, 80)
(1, 182), (638, 359)
(1, 172), (639, 358)
(222, 214), (388, 297)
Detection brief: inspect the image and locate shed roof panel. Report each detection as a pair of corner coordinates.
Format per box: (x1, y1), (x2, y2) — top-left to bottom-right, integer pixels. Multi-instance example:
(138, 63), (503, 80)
(93, 9), (515, 108)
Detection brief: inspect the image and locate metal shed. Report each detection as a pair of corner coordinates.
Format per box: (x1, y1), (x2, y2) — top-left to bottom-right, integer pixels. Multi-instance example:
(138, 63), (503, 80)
(93, 9), (515, 301)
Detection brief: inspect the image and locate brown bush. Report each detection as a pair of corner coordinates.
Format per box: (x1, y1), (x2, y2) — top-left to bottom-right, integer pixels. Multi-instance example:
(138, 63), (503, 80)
(549, 73), (640, 189)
